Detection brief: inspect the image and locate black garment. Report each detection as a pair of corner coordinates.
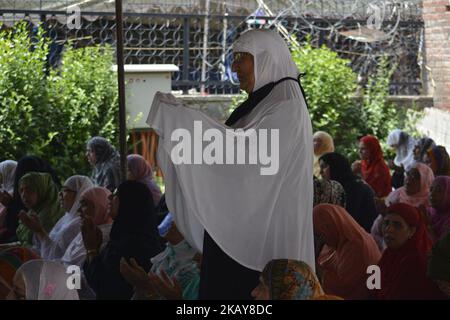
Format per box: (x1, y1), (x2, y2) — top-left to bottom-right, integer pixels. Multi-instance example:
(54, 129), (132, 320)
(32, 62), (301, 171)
(199, 231), (260, 299)
(320, 152), (378, 232)
(342, 179), (378, 232)
(391, 170), (405, 190)
(0, 155), (60, 243)
(83, 181), (163, 300)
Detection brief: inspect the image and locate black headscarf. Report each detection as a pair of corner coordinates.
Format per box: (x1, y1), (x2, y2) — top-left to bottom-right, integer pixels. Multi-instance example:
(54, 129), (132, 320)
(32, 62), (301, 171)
(319, 152), (356, 188)
(1, 155), (60, 242)
(109, 180), (162, 259)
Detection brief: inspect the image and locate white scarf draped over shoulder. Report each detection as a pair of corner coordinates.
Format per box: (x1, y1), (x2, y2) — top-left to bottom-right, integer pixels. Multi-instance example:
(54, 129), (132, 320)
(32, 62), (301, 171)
(146, 29), (314, 272)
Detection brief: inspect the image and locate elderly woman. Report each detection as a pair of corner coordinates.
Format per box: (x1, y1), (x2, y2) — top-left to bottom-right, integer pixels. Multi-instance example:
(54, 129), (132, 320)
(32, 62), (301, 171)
(359, 135), (392, 198)
(386, 129), (416, 189)
(313, 131), (335, 178)
(313, 204), (381, 300)
(19, 175), (94, 260)
(376, 203), (445, 299)
(147, 29), (315, 299)
(385, 162), (434, 208)
(86, 136), (121, 191)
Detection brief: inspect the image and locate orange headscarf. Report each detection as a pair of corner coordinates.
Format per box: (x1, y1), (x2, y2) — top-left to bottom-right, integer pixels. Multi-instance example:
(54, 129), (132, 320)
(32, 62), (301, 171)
(360, 135), (392, 197)
(313, 204), (381, 300)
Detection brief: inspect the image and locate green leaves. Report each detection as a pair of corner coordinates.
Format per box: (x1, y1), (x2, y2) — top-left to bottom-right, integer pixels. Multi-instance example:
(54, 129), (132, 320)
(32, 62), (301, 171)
(0, 22), (118, 180)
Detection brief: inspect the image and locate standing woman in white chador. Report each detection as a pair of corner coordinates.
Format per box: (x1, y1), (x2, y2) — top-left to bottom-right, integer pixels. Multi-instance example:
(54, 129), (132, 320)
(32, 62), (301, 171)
(147, 29), (314, 299)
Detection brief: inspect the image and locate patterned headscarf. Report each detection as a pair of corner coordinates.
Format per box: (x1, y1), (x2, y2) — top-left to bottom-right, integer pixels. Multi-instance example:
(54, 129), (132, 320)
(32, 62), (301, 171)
(313, 178), (346, 207)
(261, 259), (324, 300)
(86, 136), (121, 191)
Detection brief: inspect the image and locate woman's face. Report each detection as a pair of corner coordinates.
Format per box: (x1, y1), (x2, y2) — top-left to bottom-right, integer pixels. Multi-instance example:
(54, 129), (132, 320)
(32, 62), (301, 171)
(86, 148), (97, 167)
(251, 276), (270, 300)
(59, 187), (77, 212)
(358, 142), (370, 161)
(319, 160), (331, 181)
(382, 213), (416, 250)
(231, 52), (255, 94)
(20, 184), (38, 210)
(404, 168), (421, 195)
(313, 137), (323, 155)
(429, 182), (445, 209)
(79, 196), (95, 219)
(107, 190), (120, 220)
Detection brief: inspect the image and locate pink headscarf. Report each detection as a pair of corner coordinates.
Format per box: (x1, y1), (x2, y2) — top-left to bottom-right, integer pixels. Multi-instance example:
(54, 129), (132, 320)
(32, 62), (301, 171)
(313, 204), (381, 300)
(428, 176), (450, 242)
(127, 154), (162, 205)
(80, 187), (112, 226)
(386, 162), (435, 208)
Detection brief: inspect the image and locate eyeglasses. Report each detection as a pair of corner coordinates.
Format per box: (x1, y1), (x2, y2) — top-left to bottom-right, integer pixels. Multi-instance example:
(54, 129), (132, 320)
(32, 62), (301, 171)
(233, 52), (250, 63)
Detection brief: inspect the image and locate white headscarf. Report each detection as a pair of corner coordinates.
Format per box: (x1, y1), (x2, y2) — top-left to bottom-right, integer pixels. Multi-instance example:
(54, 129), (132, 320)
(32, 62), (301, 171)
(37, 176), (94, 260)
(13, 260), (79, 300)
(0, 160), (17, 196)
(62, 175), (95, 217)
(386, 129), (416, 171)
(147, 29), (314, 271)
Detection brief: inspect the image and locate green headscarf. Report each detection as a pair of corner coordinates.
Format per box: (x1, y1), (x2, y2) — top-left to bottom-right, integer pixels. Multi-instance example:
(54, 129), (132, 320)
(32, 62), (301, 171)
(16, 172), (63, 246)
(428, 232), (450, 282)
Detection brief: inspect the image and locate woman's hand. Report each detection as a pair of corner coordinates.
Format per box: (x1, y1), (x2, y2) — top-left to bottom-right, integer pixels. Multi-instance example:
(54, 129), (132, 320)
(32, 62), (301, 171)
(120, 258), (158, 299)
(0, 190), (12, 206)
(149, 270), (182, 300)
(81, 215), (102, 253)
(18, 210), (46, 236)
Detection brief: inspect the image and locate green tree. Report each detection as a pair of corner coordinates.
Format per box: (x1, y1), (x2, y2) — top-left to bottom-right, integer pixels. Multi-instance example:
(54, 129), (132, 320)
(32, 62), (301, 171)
(0, 23), (118, 180)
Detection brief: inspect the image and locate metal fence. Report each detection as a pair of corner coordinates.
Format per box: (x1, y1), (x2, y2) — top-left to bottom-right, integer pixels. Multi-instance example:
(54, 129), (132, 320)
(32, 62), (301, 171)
(0, 8), (424, 95)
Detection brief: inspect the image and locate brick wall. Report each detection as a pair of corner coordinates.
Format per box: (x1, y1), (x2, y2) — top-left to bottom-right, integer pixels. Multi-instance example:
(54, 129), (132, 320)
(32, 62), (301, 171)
(422, 0), (450, 110)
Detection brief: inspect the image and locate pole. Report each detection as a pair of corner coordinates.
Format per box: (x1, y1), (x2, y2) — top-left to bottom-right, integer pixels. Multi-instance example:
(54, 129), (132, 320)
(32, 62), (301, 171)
(115, 0), (127, 182)
(200, 0), (210, 94)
